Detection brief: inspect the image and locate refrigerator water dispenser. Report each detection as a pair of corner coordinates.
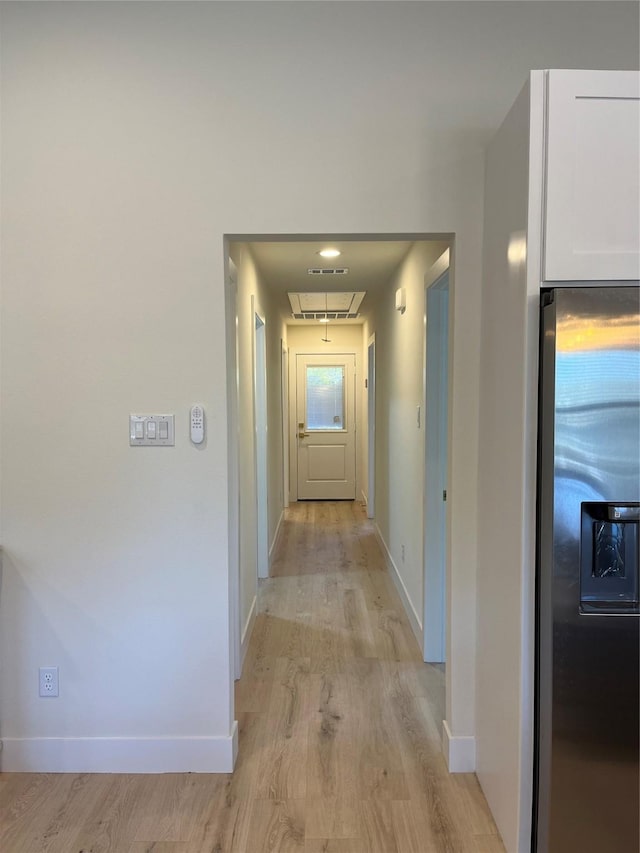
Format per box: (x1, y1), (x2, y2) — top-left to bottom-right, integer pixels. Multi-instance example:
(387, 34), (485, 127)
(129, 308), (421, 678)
(580, 502), (639, 613)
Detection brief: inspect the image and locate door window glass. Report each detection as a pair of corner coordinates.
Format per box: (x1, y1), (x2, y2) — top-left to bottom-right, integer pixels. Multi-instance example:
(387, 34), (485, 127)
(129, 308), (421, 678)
(306, 365), (345, 430)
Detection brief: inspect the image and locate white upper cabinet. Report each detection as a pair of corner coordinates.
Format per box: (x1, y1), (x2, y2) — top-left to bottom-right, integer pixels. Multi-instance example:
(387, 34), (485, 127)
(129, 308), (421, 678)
(543, 70), (640, 281)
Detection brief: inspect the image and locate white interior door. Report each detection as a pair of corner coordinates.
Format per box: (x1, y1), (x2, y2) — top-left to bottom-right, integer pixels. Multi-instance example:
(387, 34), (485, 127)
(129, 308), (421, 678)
(424, 269), (449, 664)
(367, 335), (376, 519)
(296, 353), (356, 500)
(281, 343), (289, 508)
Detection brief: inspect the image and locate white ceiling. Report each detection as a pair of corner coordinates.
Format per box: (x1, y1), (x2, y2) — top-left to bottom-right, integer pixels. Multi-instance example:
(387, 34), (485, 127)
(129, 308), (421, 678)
(241, 239), (421, 324)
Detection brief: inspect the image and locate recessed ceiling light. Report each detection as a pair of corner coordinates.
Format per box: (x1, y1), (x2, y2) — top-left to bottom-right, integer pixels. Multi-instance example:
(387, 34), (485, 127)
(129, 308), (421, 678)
(318, 317), (330, 323)
(318, 248), (341, 258)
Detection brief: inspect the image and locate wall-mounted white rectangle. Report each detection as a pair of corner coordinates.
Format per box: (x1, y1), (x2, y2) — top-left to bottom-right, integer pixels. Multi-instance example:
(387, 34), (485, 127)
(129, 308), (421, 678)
(130, 415), (175, 446)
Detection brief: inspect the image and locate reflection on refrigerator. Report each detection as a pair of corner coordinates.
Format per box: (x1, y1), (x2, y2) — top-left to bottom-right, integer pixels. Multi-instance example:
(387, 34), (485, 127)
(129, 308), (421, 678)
(534, 287), (640, 853)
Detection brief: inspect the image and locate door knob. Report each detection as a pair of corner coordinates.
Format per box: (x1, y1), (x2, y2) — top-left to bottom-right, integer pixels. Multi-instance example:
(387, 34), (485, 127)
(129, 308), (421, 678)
(298, 431), (309, 438)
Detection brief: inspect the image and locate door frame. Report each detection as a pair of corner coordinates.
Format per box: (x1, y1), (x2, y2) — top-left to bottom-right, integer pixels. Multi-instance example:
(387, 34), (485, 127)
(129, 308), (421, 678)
(225, 233), (461, 753)
(423, 250), (450, 663)
(225, 258), (242, 681)
(252, 297), (269, 580)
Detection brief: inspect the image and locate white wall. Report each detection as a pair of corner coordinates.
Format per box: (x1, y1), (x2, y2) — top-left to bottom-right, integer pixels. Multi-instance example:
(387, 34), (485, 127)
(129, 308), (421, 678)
(476, 76), (544, 853)
(0, 1), (637, 775)
(286, 324), (365, 502)
(370, 241), (449, 640)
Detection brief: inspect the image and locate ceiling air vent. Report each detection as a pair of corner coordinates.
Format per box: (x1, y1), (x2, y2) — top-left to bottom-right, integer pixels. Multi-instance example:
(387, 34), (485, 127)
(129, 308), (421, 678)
(292, 311), (360, 320)
(307, 268), (350, 275)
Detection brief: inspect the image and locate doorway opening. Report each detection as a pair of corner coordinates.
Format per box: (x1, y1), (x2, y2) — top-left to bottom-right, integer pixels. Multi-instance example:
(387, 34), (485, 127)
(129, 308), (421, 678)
(225, 235), (455, 729)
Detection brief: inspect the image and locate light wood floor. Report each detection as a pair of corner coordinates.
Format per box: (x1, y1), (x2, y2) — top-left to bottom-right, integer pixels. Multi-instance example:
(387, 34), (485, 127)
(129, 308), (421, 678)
(0, 501), (504, 852)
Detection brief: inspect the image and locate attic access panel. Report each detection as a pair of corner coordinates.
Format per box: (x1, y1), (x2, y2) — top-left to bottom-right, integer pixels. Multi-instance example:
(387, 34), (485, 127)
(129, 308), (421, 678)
(288, 291), (366, 320)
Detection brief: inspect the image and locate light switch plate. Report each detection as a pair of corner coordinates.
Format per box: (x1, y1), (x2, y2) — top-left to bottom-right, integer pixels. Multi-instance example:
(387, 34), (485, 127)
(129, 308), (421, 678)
(130, 414), (175, 446)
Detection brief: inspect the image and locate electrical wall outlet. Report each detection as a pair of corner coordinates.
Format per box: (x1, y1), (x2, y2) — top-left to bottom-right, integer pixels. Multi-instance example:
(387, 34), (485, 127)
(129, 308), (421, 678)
(39, 666), (59, 697)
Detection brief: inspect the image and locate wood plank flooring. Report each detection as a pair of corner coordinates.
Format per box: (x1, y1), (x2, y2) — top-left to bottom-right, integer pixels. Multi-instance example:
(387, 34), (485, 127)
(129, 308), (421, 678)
(0, 501), (504, 852)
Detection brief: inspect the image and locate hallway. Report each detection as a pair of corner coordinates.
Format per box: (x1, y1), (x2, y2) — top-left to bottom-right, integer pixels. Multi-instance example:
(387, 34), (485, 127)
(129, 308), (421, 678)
(0, 502), (503, 852)
(229, 500), (504, 852)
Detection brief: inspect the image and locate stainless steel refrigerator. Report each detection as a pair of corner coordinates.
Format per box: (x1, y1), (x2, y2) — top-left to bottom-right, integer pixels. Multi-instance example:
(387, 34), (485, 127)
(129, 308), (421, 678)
(534, 287), (640, 853)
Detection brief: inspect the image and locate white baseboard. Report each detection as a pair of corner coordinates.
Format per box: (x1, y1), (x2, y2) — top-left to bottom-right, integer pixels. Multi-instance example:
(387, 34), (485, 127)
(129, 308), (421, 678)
(269, 509), (285, 568)
(240, 594), (257, 673)
(374, 524), (423, 648)
(0, 722), (239, 773)
(442, 719), (476, 772)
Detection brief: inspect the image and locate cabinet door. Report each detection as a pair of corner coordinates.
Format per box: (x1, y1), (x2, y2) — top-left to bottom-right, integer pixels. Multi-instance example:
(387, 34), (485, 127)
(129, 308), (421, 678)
(544, 70), (639, 281)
